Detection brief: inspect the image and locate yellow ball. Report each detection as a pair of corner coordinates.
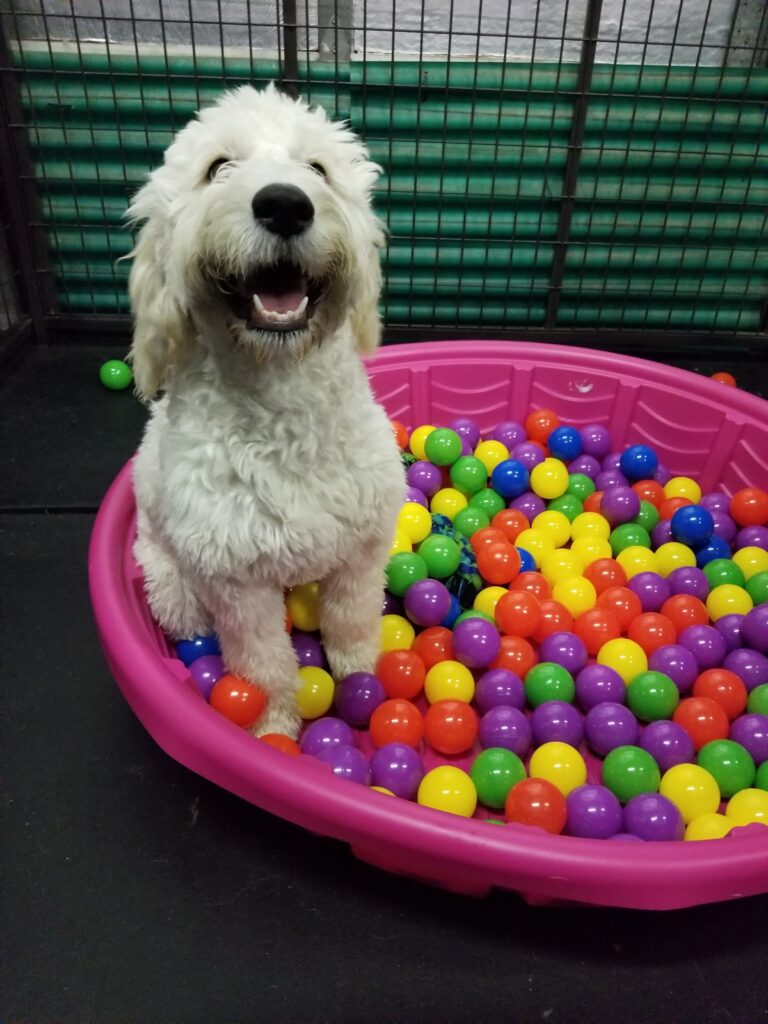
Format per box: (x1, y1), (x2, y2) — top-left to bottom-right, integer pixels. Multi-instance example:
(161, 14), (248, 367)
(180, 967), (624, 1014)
(381, 614), (415, 652)
(616, 545), (659, 580)
(571, 511), (611, 541)
(514, 528), (555, 568)
(552, 575), (597, 617)
(295, 666), (335, 719)
(424, 659), (475, 704)
(684, 813), (733, 841)
(430, 487), (468, 521)
(528, 741), (587, 797)
(570, 535), (613, 571)
(286, 582), (320, 632)
(371, 786), (396, 797)
(659, 763), (721, 824)
(529, 458), (569, 500)
(539, 548), (583, 585)
(706, 583), (754, 621)
(532, 510), (571, 548)
(732, 546), (768, 580)
(388, 526), (413, 556)
(654, 541), (697, 578)
(397, 501), (432, 544)
(474, 440), (509, 475)
(725, 788), (768, 826)
(409, 425), (436, 461)
(417, 765), (478, 817)
(664, 476), (702, 503)
(474, 586), (509, 618)
(596, 637), (648, 685)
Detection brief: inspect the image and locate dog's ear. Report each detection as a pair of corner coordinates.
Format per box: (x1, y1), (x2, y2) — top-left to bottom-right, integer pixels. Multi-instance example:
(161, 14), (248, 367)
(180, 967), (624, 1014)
(350, 217), (386, 354)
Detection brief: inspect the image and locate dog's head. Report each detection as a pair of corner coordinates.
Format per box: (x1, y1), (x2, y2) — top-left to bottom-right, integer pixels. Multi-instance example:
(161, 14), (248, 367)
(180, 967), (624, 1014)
(126, 84), (385, 399)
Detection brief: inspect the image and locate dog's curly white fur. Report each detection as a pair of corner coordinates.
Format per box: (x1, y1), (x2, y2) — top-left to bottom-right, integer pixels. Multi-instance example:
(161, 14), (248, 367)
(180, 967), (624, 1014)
(128, 84), (405, 738)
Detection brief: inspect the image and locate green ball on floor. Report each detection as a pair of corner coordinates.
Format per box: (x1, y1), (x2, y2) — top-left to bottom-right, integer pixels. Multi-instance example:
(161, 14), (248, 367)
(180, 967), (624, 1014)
(99, 359), (133, 390)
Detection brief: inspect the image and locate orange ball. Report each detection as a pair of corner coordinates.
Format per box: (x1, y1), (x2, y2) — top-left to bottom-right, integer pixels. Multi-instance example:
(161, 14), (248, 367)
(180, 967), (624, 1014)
(659, 496), (692, 521)
(390, 419), (409, 450)
(491, 508), (530, 543)
(369, 698), (424, 748)
(476, 542), (522, 585)
(573, 607), (622, 656)
(524, 408), (560, 445)
(491, 634), (538, 677)
(632, 480), (665, 508)
(495, 589), (542, 637)
(209, 673), (268, 728)
(583, 490), (604, 514)
(626, 612), (677, 656)
(710, 372), (736, 387)
(471, 527), (509, 553)
(660, 594), (709, 633)
(583, 558), (627, 594)
(509, 571), (552, 600)
(411, 626), (453, 669)
(424, 700), (479, 755)
(730, 487), (768, 527)
(596, 586), (643, 631)
(531, 599), (574, 643)
(505, 777), (567, 834)
(693, 668), (748, 720)
(260, 732), (301, 755)
(376, 649), (427, 700)
(673, 696), (730, 751)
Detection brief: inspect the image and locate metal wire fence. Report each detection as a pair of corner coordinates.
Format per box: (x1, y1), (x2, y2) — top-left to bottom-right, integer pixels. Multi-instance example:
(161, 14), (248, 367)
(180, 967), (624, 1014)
(0, 0), (766, 355)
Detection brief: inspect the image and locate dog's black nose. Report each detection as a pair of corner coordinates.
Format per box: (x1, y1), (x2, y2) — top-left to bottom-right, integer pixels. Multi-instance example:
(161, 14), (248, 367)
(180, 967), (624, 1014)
(251, 184), (314, 238)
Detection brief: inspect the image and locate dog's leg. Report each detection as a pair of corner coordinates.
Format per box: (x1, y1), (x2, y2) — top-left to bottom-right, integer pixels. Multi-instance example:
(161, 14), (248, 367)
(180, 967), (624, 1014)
(205, 580), (303, 739)
(319, 549), (388, 681)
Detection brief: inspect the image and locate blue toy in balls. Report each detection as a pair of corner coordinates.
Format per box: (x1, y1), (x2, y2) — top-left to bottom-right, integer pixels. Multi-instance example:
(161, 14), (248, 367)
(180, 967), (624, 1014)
(671, 504), (715, 548)
(490, 459), (530, 500)
(619, 444), (659, 482)
(547, 426), (583, 461)
(695, 535), (732, 568)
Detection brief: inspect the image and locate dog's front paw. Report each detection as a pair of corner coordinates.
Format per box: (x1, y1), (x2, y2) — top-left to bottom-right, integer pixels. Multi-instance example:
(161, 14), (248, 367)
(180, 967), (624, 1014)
(251, 698), (303, 741)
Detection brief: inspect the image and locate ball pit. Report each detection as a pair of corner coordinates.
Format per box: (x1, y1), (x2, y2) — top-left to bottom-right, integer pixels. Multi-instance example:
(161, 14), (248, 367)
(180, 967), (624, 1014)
(90, 341), (768, 910)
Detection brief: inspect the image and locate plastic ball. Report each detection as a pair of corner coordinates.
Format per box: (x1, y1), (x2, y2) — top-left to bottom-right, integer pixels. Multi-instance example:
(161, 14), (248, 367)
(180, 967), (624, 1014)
(475, 542), (522, 586)
(286, 582), (320, 632)
(725, 788), (768, 826)
(627, 572), (670, 613)
(380, 614), (416, 652)
(528, 741), (587, 797)
(295, 666), (335, 720)
(397, 502), (433, 544)
(530, 458), (569, 500)
(424, 427), (462, 466)
(678, 624), (727, 670)
(654, 542), (697, 578)
(531, 700), (585, 747)
(451, 505), (489, 537)
(746, 572), (768, 605)
(548, 493), (584, 523)
(571, 511), (611, 541)
(584, 702), (639, 755)
(602, 745), (661, 803)
(601, 487), (641, 528)
(470, 747), (527, 809)
(523, 408), (559, 444)
(646, 644), (697, 694)
(566, 784), (623, 839)
(537, 630), (588, 674)
(260, 733), (301, 756)
(756, 761), (768, 791)
(733, 546), (768, 580)
(418, 534), (461, 578)
(706, 583), (754, 621)
(388, 527), (413, 556)
(664, 476), (702, 504)
(490, 420), (526, 448)
(447, 455), (487, 495)
(684, 813), (733, 841)
(597, 637), (648, 685)
(300, 716), (356, 756)
(512, 444), (546, 472)
(544, 426), (580, 461)
(449, 416), (482, 448)
(551, 576), (597, 618)
(639, 719), (695, 773)
(730, 488), (768, 528)
(729, 713), (768, 763)
(583, 558), (627, 594)
(479, 705), (532, 756)
(569, 535), (613, 571)
(424, 659), (475, 704)
(670, 504), (714, 547)
(695, 536), (733, 569)
(660, 594), (709, 633)
(742, 606), (768, 653)
(504, 777), (566, 833)
(474, 668), (526, 713)
(491, 635), (538, 679)
(667, 566), (710, 600)
(369, 698), (423, 748)
(99, 358), (134, 390)
(619, 445), (659, 483)
(176, 634), (221, 665)
(407, 460), (442, 498)
(368, 743), (424, 800)
(417, 765), (477, 817)
(451, 616), (501, 669)
(748, 684), (768, 716)
(209, 673), (267, 728)
(430, 487), (468, 521)
(331, 672), (384, 727)
(474, 439), (510, 475)
(539, 548), (583, 585)
(524, 662), (575, 707)
(424, 699), (479, 755)
(703, 558), (745, 592)
(673, 696), (729, 750)
(386, 552), (428, 597)
(595, 587), (642, 630)
(490, 459), (530, 500)
(696, 738), (755, 798)
(188, 654), (226, 699)
(626, 670), (680, 721)
(531, 600), (574, 643)
(491, 508), (530, 544)
(724, 649), (768, 693)
(409, 424), (436, 461)
(510, 571), (551, 600)
(693, 668), (747, 719)
(575, 664), (626, 709)
(626, 612), (678, 657)
(635, 500), (661, 534)
(470, 488), (507, 519)
(623, 793), (683, 841)
(578, 423), (611, 459)
(532, 510), (572, 549)
(494, 590), (542, 638)
(403, 578), (452, 628)
(316, 743), (371, 785)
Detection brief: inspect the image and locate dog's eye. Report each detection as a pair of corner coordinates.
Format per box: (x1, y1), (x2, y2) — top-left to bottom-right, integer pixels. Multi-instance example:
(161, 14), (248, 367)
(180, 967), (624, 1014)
(308, 161), (327, 179)
(206, 158), (231, 182)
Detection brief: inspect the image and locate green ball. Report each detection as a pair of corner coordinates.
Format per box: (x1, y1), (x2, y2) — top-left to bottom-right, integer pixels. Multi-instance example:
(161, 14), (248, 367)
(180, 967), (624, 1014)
(697, 739), (755, 799)
(755, 761), (768, 792)
(453, 609), (495, 627)
(469, 488), (506, 518)
(470, 747), (527, 808)
(524, 662), (575, 708)
(485, 818), (507, 826)
(747, 683), (768, 716)
(567, 473), (596, 500)
(424, 428), (462, 467)
(610, 523), (651, 556)
(417, 534), (461, 579)
(99, 358), (133, 390)
(548, 493), (583, 522)
(746, 571), (768, 605)
(601, 745), (661, 803)
(626, 670), (680, 722)
(453, 506), (490, 538)
(450, 456), (488, 495)
(386, 552), (428, 597)
(634, 500), (660, 534)
(703, 558), (746, 590)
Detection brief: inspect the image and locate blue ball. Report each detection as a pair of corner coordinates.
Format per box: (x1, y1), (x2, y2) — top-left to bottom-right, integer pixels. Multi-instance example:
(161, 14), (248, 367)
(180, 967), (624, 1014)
(619, 444), (659, 482)
(671, 504), (715, 547)
(441, 594), (462, 628)
(547, 426), (583, 461)
(176, 634), (221, 665)
(516, 546), (537, 573)
(490, 459), (530, 499)
(695, 535), (732, 568)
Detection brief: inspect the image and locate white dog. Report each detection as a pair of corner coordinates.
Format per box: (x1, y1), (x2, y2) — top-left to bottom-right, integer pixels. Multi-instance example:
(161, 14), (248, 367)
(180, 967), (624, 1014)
(128, 84), (405, 739)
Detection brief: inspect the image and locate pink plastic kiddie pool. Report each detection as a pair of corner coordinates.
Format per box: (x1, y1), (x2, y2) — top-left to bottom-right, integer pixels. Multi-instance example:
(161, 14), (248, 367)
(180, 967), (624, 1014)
(89, 341), (768, 909)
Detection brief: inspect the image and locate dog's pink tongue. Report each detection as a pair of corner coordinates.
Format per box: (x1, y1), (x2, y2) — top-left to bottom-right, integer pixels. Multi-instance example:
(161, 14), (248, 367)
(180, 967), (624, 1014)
(257, 289), (306, 313)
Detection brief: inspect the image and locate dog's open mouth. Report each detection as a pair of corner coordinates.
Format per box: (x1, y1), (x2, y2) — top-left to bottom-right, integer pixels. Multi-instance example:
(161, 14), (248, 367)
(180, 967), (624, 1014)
(219, 261), (323, 334)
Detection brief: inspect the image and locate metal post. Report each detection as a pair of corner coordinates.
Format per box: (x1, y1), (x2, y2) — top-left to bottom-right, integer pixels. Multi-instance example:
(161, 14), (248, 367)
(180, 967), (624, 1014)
(318, 0), (353, 62)
(281, 0), (300, 98)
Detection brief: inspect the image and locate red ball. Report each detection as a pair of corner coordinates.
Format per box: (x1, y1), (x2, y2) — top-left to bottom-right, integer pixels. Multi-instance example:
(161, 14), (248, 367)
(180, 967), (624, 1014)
(583, 558), (627, 594)
(490, 634), (538, 677)
(730, 487), (768, 527)
(369, 698), (424, 748)
(531, 599), (574, 644)
(476, 541), (522, 586)
(632, 480), (665, 508)
(583, 490), (604, 514)
(596, 586), (643, 631)
(672, 696), (730, 751)
(411, 626), (453, 669)
(391, 419), (409, 450)
(491, 508), (530, 544)
(471, 527), (509, 553)
(710, 372), (737, 387)
(660, 594), (709, 633)
(693, 668), (748, 720)
(376, 649), (427, 700)
(659, 496), (692, 521)
(260, 733), (301, 756)
(494, 589), (542, 638)
(509, 571), (551, 600)
(626, 612), (678, 656)
(505, 777), (567, 834)
(524, 408), (560, 445)
(209, 674), (267, 728)
(573, 607), (622, 656)
(423, 699), (479, 755)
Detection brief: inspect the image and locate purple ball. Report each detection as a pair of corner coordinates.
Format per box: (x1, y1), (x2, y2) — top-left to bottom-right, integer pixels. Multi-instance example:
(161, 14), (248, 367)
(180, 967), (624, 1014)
(459, 438), (473, 457)
(566, 784), (623, 839)
(479, 706), (532, 757)
(729, 714), (768, 763)
(652, 520), (674, 547)
(531, 700), (585, 747)
(300, 716), (356, 756)
(736, 525), (768, 551)
(596, 471), (630, 493)
(449, 416), (481, 449)
(334, 672), (386, 726)
(568, 454), (602, 480)
(585, 702), (639, 755)
(723, 648), (768, 692)
(510, 492), (546, 521)
(474, 668), (526, 713)
(648, 644), (699, 693)
(538, 630), (588, 674)
(654, 463), (672, 486)
(715, 613), (745, 653)
(601, 451), (623, 473)
(623, 793), (684, 841)
(608, 832), (644, 842)
(316, 743), (371, 785)
(369, 743), (424, 799)
(292, 631), (325, 668)
(405, 485), (429, 508)
(639, 719), (695, 772)
(667, 566), (710, 600)
(580, 424), (612, 459)
(710, 510), (737, 545)
(382, 592), (403, 616)
(188, 654), (225, 699)
(701, 491), (731, 515)
(628, 572), (671, 612)
(575, 664), (627, 709)
(678, 624), (727, 670)
(404, 578), (452, 627)
(406, 460), (442, 497)
(600, 486), (640, 526)
(741, 606), (768, 654)
(451, 617), (501, 669)
(511, 442), (546, 471)
(491, 420), (526, 449)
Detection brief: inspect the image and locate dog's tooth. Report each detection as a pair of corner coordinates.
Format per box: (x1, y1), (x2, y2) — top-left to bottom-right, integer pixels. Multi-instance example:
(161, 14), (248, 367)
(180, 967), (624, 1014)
(253, 294), (265, 313)
(296, 296), (309, 315)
